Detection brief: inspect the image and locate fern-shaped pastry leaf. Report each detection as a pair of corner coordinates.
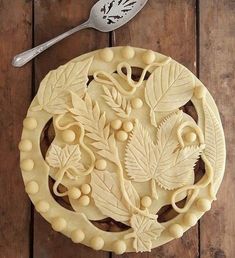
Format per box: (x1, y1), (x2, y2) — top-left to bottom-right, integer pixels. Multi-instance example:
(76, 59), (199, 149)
(102, 85), (131, 118)
(70, 92), (119, 163)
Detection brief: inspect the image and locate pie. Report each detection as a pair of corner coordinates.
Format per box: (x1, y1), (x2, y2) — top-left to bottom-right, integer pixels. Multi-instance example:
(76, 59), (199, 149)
(19, 46), (226, 253)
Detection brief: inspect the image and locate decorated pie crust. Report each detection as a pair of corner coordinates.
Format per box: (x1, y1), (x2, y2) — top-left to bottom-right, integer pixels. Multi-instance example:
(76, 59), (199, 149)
(19, 46), (226, 254)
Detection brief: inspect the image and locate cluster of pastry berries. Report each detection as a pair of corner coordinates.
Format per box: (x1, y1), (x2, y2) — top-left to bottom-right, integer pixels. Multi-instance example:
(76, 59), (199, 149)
(67, 183), (92, 206)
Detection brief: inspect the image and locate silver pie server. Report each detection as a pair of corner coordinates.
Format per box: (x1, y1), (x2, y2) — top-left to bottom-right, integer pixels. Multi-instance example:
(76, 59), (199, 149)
(12, 0), (148, 67)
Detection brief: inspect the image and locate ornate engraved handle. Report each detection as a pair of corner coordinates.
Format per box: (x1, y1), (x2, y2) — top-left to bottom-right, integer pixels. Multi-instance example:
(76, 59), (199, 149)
(12, 21), (90, 67)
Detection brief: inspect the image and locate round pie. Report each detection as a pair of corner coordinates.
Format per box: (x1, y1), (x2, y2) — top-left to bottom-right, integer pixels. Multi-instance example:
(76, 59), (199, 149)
(19, 46), (226, 254)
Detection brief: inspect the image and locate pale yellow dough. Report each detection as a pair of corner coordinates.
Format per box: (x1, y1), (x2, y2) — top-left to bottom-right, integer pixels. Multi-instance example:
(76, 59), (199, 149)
(19, 47), (226, 253)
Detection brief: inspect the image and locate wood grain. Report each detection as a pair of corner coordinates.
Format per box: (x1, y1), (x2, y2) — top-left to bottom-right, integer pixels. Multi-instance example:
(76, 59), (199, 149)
(112, 0), (196, 71)
(112, 1), (198, 257)
(0, 0), (32, 257)
(33, 0), (108, 89)
(33, 1), (109, 257)
(199, 1), (235, 257)
(1, 0), (234, 257)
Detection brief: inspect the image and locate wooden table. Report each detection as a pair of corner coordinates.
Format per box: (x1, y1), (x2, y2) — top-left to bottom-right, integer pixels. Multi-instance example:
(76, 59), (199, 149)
(0, 1), (234, 257)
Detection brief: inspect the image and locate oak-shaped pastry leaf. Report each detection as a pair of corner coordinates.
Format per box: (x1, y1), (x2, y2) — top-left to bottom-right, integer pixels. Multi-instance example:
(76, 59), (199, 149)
(70, 92), (119, 164)
(91, 170), (140, 223)
(145, 61), (195, 126)
(204, 103), (225, 183)
(125, 111), (200, 190)
(46, 144), (84, 177)
(102, 86), (131, 118)
(129, 214), (164, 252)
(36, 57), (93, 114)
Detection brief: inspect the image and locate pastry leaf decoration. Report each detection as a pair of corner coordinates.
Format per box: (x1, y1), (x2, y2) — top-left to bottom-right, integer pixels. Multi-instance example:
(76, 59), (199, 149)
(70, 92), (119, 163)
(46, 144), (82, 170)
(90, 170), (140, 223)
(102, 86), (131, 118)
(125, 120), (158, 182)
(156, 146), (200, 190)
(46, 144), (85, 197)
(145, 61), (195, 126)
(204, 103), (225, 183)
(128, 214), (164, 252)
(36, 57), (93, 114)
(125, 111), (200, 191)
